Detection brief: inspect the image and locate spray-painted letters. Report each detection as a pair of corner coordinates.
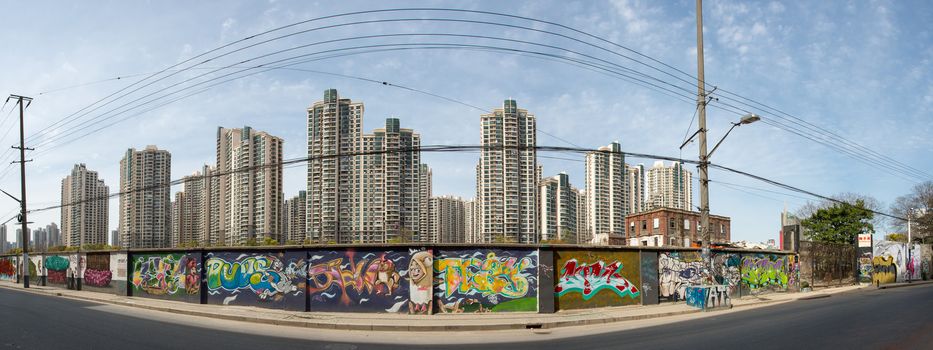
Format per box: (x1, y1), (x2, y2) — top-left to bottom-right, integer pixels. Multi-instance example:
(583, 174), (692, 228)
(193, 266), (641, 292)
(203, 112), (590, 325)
(131, 253), (200, 302)
(308, 249), (431, 313)
(435, 249), (537, 313)
(554, 250), (640, 309)
(658, 251), (705, 302)
(205, 251), (306, 310)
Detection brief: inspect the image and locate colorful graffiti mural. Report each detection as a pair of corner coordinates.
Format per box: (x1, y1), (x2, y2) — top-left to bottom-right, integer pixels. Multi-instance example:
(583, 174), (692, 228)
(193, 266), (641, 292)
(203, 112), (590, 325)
(0, 257), (15, 281)
(435, 249), (537, 313)
(872, 240), (906, 284)
(308, 249), (431, 313)
(45, 255), (70, 285)
(205, 251), (306, 310)
(658, 251), (705, 302)
(84, 253), (112, 288)
(554, 250), (638, 309)
(131, 253), (200, 301)
(712, 252), (741, 295)
(740, 254), (793, 292)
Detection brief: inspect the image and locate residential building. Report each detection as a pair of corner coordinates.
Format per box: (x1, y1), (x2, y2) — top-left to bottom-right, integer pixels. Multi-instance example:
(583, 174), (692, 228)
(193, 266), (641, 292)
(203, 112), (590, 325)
(464, 199), (478, 243)
(283, 190), (307, 243)
(476, 99), (538, 244)
(355, 118), (424, 243)
(217, 126), (284, 245)
(584, 141), (627, 244)
(645, 161), (693, 211)
(430, 196), (468, 243)
(111, 230), (120, 247)
(47, 223), (60, 247)
(0, 224), (6, 253)
(61, 164), (109, 247)
(32, 227), (47, 251)
(626, 163), (645, 214)
(538, 173), (580, 243)
(419, 163), (432, 242)
(576, 190), (588, 244)
(119, 146), (172, 249)
(306, 89), (364, 244)
(625, 207), (730, 247)
(173, 165), (216, 247)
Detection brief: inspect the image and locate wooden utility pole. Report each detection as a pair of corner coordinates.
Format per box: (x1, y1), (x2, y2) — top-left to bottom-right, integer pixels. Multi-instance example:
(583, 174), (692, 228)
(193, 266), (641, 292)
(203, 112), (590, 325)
(8, 94), (33, 288)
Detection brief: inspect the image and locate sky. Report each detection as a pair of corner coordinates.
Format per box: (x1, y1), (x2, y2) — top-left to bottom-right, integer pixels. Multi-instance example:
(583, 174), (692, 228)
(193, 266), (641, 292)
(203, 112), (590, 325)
(0, 0), (930, 246)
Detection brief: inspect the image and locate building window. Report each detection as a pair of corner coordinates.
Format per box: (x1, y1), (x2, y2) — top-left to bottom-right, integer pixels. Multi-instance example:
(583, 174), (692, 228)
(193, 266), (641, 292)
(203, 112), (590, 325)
(653, 218), (659, 229)
(641, 220), (647, 230)
(653, 237), (659, 246)
(669, 218), (676, 229)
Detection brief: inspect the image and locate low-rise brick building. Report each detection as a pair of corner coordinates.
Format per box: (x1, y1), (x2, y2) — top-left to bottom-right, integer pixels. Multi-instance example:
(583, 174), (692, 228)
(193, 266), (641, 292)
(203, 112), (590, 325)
(625, 207), (730, 247)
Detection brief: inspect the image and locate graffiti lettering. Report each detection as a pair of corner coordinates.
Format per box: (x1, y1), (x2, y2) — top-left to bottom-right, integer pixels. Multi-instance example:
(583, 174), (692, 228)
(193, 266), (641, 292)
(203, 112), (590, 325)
(741, 256), (790, 290)
(872, 256), (896, 285)
(435, 252), (532, 299)
(132, 255), (199, 295)
(45, 256), (70, 284)
(84, 269), (113, 287)
(308, 255), (401, 305)
(555, 259), (639, 300)
(659, 252), (704, 301)
(206, 256), (303, 300)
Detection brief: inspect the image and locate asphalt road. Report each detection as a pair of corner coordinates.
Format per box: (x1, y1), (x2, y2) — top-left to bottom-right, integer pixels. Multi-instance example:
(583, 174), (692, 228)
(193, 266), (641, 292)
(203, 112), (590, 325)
(0, 284), (930, 350)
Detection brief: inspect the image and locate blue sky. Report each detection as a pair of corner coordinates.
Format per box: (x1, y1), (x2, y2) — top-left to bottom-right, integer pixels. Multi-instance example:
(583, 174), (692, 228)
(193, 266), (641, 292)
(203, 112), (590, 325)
(0, 0), (930, 246)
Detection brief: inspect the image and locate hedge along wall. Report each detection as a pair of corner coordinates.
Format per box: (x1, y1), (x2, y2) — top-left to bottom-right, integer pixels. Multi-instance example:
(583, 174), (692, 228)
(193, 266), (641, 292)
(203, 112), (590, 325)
(205, 250), (306, 311)
(554, 249), (642, 310)
(129, 251), (201, 303)
(0, 256), (16, 281)
(435, 248), (538, 313)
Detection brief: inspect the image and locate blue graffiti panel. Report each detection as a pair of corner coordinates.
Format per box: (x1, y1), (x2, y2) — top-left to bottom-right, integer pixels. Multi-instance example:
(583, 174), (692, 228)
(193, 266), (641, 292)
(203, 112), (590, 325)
(205, 250), (307, 311)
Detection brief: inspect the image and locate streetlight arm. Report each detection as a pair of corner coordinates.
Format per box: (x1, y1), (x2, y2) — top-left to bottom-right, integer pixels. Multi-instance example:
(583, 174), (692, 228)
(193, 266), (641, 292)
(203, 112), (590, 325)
(0, 188), (21, 203)
(707, 123), (740, 159)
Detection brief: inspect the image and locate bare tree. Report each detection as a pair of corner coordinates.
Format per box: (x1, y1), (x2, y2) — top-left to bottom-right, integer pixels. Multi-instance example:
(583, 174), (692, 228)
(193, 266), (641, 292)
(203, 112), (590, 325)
(889, 181), (933, 243)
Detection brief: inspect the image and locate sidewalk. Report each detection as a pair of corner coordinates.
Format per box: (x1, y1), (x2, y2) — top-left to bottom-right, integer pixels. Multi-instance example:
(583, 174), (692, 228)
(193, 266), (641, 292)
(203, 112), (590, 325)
(0, 281), (865, 332)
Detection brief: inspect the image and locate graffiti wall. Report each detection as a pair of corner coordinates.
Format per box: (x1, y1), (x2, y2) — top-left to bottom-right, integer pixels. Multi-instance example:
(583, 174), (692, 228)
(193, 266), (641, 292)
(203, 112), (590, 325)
(872, 240), (906, 284)
(858, 246), (873, 283)
(0, 256), (15, 281)
(29, 255), (42, 284)
(130, 252), (201, 303)
(435, 249), (537, 313)
(308, 248), (432, 313)
(712, 252), (742, 296)
(83, 252), (113, 293)
(554, 250), (640, 310)
(740, 254), (795, 294)
(44, 255), (70, 286)
(110, 252), (128, 295)
(205, 251), (306, 310)
(658, 251), (705, 302)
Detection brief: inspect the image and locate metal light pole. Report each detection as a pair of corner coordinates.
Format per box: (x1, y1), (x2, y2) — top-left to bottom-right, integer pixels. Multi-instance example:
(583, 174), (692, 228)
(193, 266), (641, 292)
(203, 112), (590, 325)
(907, 208), (913, 283)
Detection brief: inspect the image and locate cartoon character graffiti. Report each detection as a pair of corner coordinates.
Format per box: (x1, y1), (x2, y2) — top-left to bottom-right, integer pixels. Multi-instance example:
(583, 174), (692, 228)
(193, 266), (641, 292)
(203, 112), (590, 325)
(407, 251), (432, 314)
(555, 259), (639, 300)
(374, 258), (402, 295)
(658, 252), (705, 301)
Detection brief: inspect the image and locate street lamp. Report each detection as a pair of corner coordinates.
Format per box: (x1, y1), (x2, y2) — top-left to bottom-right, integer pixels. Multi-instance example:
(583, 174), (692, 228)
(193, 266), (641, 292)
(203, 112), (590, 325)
(681, 112), (760, 281)
(907, 208), (914, 283)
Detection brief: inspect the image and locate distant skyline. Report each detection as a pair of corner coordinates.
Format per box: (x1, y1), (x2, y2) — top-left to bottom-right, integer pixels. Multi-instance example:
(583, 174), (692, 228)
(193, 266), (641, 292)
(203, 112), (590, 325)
(1, 1), (931, 245)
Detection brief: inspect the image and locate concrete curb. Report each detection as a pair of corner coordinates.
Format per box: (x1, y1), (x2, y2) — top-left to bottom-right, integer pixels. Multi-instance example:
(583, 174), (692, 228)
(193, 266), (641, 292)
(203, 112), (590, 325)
(877, 280), (933, 290)
(796, 294), (830, 300)
(0, 283), (836, 332)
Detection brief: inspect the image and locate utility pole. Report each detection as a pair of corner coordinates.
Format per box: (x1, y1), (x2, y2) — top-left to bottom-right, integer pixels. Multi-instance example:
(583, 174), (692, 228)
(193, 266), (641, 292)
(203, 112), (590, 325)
(695, 0), (713, 279)
(8, 94), (33, 288)
(907, 209), (912, 283)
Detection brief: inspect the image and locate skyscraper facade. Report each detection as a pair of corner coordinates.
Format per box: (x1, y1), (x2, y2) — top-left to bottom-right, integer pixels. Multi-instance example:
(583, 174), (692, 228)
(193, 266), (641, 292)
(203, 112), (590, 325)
(627, 163), (646, 214)
(430, 196), (468, 243)
(61, 164), (109, 247)
(217, 126), (284, 245)
(476, 99), (538, 244)
(119, 146), (172, 249)
(538, 173), (580, 243)
(307, 89), (363, 244)
(356, 118), (424, 243)
(173, 165), (216, 247)
(0, 224), (6, 253)
(585, 141), (627, 243)
(47, 222), (60, 247)
(283, 190), (307, 243)
(646, 161), (694, 211)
